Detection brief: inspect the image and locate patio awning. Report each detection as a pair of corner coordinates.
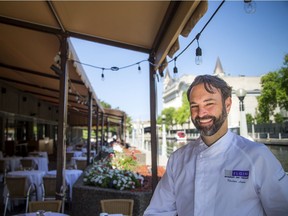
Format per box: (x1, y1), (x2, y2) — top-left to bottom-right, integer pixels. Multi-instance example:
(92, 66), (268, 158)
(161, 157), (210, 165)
(0, 1), (208, 82)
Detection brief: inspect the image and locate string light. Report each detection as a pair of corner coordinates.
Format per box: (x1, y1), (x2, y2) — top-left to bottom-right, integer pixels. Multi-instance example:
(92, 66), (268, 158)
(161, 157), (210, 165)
(67, 0), (225, 80)
(138, 63), (141, 73)
(173, 57), (178, 79)
(244, 0), (256, 14)
(195, 33), (202, 65)
(101, 68), (105, 81)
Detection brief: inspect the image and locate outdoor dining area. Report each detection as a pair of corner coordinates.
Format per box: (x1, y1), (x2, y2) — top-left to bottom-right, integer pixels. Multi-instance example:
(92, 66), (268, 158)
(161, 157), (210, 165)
(0, 149), (83, 216)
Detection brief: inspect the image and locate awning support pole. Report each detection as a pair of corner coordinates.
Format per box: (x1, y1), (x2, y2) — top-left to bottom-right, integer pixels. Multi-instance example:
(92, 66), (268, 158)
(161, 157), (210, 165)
(56, 35), (68, 201)
(87, 91), (92, 165)
(149, 55), (159, 192)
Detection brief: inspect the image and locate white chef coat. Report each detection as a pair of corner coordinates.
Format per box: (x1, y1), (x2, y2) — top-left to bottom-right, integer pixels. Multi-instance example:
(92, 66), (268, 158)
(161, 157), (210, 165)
(144, 130), (288, 216)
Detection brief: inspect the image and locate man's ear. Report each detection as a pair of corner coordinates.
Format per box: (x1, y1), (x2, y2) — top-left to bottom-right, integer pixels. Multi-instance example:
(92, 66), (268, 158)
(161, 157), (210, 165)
(225, 97), (232, 114)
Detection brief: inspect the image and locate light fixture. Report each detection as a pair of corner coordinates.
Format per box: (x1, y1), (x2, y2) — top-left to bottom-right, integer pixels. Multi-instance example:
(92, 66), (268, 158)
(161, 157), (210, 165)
(54, 52), (61, 66)
(244, 0), (256, 14)
(111, 66), (119, 71)
(138, 63), (141, 73)
(101, 68), (105, 81)
(236, 88), (247, 111)
(195, 33), (202, 65)
(173, 58), (178, 79)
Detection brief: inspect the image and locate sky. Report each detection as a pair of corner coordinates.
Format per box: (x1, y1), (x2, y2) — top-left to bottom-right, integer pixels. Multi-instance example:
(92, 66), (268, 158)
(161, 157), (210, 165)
(71, 1), (288, 122)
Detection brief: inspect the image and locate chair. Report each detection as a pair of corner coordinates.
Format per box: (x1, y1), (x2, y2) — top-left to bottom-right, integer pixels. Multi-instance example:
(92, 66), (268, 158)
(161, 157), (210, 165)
(75, 159), (87, 171)
(28, 200), (62, 213)
(20, 158), (37, 170)
(4, 176), (34, 216)
(100, 199), (134, 216)
(42, 176), (57, 200)
(41, 175), (67, 212)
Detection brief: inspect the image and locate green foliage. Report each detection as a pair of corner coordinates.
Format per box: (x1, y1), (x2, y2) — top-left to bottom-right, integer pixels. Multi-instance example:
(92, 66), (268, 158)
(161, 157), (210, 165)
(174, 92), (190, 125)
(157, 107), (176, 127)
(257, 54), (288, 123)
(274, 113), (284, 123)
(100, 100), (111, 108)
(83, 155), (144, 190)
(246, 113), (254, 124)
(111, 151), (138, 172)
(159, 92), (191, 129)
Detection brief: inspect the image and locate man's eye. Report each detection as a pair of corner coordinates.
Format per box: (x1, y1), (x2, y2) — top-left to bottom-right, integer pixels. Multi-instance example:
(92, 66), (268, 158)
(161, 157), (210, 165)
(206, 103), (214, 106)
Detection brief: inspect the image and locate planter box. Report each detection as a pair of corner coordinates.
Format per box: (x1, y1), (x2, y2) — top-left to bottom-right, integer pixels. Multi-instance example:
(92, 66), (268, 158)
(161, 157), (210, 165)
(72, 174), (152, 216)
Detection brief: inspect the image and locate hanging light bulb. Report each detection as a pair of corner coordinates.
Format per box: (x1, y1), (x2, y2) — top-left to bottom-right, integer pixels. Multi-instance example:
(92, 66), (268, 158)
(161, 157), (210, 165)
(244, 0), (256, 14)
(195, 33), (202, 65)
(101, 68), (105, 81)
(195, 46), (202, 65)
(173, 58), (178, 79)
(138, 63), (141, 74)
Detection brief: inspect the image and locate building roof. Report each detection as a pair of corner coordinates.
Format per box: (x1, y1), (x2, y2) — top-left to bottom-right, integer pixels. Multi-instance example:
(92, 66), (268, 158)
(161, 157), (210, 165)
(213, 57), (225, 77)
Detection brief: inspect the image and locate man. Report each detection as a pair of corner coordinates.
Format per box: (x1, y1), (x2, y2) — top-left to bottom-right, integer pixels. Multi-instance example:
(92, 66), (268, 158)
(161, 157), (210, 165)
(144, 75), (288, 216)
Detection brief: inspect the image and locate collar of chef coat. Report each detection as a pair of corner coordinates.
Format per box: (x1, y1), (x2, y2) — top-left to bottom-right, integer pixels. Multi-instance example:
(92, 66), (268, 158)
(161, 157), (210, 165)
(196, 130), (234, 158)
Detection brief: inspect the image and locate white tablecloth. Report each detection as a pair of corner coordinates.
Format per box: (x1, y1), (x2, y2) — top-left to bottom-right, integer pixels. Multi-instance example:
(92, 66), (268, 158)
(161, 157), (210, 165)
(67, 150), (82, 157)
(81, 148), (96, 157)
(24, 156), (49, 172)
(29, 151), (49, 160)
(14, 212), (69, 216)
(6, 170), (46, 200)
(46, 169), (83, 199)
(3, 156), (22, 171)
(71, 156), (93, 167)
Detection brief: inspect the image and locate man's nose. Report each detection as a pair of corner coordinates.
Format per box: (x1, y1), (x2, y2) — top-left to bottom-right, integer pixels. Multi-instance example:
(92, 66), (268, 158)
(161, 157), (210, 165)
(197, 106), (208, 118)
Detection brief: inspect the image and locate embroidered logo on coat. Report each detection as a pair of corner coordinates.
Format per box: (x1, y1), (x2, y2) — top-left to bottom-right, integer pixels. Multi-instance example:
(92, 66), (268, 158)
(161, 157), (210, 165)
(224, 170), (249, 183)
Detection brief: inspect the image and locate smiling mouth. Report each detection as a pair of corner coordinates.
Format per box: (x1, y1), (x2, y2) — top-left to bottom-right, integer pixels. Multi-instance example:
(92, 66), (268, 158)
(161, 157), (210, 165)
(198, 118), (213, 125)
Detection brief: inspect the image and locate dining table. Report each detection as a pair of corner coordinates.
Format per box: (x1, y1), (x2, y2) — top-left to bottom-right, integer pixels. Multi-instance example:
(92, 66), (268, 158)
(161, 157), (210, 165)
(46, 169), (83, 199)
(13, 212), (70, 216)
(2, 156), (22, 171)
(66, 150), (82, 158)
(24, 156), (49, 173)
(6, 170), (46, 200)
(81, 148), (96, 157)
(29, 151), (49, 161)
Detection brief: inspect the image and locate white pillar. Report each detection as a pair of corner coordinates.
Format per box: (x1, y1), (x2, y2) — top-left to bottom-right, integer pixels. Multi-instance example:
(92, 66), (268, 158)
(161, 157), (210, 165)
(162, 122), (167, 156)
(240, 109), (248, 138)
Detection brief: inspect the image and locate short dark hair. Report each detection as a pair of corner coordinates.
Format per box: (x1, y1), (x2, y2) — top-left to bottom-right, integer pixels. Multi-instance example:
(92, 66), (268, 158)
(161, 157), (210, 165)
(186, 75), (232, 102)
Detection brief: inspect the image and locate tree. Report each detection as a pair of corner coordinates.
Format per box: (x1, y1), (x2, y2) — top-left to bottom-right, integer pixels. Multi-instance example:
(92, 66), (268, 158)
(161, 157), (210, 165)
(100, 100), (111, 108)
(274, 113), (284, 123)
(246, 113), (254, 124)
(257, 54), (288, 123)
(174, 92), (190, 125)
(157, 107), (176, 128)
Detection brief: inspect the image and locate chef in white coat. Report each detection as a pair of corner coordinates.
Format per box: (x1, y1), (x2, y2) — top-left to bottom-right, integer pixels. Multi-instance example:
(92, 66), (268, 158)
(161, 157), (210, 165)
(144, 75), (288, 216)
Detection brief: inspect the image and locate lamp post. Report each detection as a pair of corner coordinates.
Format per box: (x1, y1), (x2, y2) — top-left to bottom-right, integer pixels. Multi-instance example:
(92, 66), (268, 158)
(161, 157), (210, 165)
(162, 115), (167, 157)
(236, 88), (248, 138)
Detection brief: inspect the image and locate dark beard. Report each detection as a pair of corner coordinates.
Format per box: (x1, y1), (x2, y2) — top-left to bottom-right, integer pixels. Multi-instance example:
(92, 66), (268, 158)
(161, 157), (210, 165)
(192, 109), (227, 136)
